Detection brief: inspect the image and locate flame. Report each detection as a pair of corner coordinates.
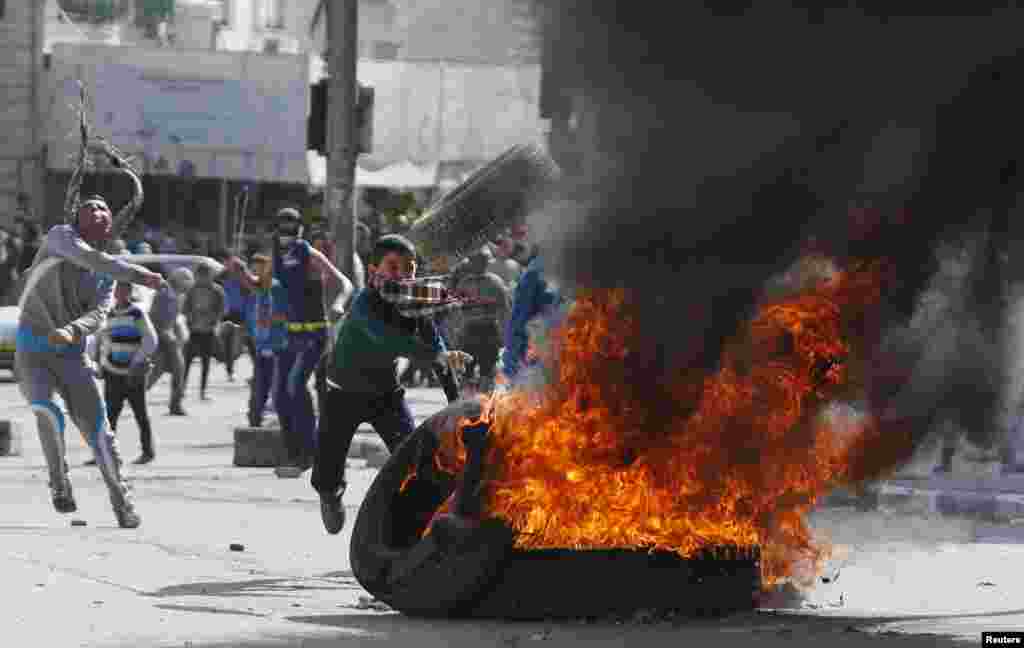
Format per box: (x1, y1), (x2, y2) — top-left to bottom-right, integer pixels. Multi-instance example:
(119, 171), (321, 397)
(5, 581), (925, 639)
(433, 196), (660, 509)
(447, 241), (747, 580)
(436, 258), (887, 584)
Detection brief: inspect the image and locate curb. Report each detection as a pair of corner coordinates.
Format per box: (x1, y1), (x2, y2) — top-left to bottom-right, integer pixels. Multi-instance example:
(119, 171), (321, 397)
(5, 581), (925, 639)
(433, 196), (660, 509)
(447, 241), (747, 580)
(822, 482), (1024, 523)
(231, 426), (389, 466)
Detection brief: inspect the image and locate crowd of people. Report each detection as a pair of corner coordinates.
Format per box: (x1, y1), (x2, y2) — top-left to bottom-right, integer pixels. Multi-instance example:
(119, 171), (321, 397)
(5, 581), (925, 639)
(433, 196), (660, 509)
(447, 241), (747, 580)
(13, 196), (563, 534)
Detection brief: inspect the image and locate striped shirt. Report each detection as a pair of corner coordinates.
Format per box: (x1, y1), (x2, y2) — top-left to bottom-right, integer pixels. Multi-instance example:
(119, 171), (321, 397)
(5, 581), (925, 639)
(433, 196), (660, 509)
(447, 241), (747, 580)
(98, 303), (158, 376)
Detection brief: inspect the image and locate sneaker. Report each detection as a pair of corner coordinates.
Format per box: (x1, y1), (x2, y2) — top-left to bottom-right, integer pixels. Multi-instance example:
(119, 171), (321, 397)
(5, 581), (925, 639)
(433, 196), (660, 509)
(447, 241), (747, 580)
(51, 484), (77, 514)
(319, 491), (346, 535)
(227, 374), (235, 383)
(200, 392), (210, 402)
(114, 503), (141, 529)
(132, 454), (155, 465)
(169, 405), (187, 416)
(83, 458), (97, 467)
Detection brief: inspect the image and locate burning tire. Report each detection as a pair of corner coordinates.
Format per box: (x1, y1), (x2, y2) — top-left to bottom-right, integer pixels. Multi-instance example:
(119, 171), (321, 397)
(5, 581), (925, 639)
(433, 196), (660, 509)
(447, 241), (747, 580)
(349, 414), (516, 617)
(467, 546), (762, 620)
(406, 143), (561, 268)
(350, 402), (762, 620)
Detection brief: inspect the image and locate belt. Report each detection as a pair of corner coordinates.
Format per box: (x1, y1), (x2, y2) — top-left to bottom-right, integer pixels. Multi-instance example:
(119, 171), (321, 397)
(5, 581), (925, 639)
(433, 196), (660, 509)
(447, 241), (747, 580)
(287, 321), (328, 332)
(16, 328), (85, 354)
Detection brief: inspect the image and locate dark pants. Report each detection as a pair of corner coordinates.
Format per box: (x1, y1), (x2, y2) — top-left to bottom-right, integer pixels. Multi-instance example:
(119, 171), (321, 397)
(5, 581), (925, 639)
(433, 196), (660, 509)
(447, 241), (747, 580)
(104, 370), (154, 457)
(249, 351), (277, 427)
(184, 330), (216, 396)
(312, 386), (416, 496)
(461, 321), (503, 392)
(222, 311), (249, 378)
(276, 331), (325, 463)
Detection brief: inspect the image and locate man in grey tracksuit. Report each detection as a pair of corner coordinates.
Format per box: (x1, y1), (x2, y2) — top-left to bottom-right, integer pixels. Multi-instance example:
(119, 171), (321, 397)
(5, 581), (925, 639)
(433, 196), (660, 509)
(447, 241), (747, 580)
(15, 195), (164, 528)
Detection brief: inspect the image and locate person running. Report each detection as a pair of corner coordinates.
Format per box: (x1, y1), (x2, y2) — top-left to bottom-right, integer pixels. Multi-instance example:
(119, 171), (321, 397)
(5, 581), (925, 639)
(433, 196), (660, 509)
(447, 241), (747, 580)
(182, 262), (226, 402)
(244, 252), (288, 428)
(313, 234), (471, 534)
(227, 208), (352, 478)
(15, 195), (163, 528)
(96, 281), (159, 465)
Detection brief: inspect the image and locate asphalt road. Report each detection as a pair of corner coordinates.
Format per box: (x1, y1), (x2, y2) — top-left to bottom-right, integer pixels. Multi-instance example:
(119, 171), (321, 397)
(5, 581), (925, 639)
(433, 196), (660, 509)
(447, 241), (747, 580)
(0, 358), (1022, 647)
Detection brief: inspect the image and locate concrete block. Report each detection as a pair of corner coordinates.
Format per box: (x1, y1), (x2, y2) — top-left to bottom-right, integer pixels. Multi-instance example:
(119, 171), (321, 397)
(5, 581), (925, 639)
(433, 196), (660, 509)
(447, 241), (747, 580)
(233, 426), (283, 467)
(0, 420), (22, 457)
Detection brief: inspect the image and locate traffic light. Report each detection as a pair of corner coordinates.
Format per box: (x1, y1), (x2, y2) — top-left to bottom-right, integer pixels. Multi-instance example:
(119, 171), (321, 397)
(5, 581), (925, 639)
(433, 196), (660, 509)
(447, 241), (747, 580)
(308, 78), (328, 155)
(307, 79), (374, 156)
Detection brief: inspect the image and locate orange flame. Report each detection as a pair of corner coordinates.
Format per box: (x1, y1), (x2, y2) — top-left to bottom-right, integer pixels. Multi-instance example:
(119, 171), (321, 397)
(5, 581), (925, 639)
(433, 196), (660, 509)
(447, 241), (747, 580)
(438, 259), (886, 584)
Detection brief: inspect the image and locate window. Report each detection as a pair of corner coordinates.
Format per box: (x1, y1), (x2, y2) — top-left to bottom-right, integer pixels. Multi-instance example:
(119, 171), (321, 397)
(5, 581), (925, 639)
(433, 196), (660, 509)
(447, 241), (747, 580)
(263, 0), (283, 29)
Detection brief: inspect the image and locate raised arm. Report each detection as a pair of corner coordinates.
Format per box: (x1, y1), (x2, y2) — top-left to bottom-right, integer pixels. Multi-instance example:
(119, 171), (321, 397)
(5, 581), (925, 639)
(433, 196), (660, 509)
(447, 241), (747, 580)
(226, 256), (260, 291)
(45, 225), (162, 289)
(309, 245), (354, 303)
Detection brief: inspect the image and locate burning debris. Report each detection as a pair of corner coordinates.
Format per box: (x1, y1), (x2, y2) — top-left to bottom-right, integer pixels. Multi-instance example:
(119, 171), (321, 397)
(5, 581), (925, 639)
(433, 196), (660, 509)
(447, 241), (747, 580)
(350, 1), (1024, 619)
(430, 260), (885, 585)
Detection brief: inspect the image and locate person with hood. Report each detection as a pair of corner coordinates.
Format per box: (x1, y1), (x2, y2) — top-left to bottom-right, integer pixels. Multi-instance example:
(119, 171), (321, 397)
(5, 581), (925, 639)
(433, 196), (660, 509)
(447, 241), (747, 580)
(182, 262), (226, 402)
(15, 194), (163, 528)
(501, 243), (562, 386)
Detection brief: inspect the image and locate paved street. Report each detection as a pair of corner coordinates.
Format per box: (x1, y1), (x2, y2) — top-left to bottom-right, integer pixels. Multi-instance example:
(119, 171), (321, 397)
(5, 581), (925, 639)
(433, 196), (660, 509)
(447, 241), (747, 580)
(2, 358), (1024, 647)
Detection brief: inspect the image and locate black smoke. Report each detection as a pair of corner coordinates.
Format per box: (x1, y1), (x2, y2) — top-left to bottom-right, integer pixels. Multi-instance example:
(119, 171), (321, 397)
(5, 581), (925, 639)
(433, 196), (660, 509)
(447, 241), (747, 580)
(528, 1), (1024, 467)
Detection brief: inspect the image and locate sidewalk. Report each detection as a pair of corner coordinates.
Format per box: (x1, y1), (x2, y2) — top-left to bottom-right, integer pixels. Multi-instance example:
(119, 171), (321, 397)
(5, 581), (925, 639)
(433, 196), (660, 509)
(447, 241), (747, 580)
(822, 472), (1024, 522)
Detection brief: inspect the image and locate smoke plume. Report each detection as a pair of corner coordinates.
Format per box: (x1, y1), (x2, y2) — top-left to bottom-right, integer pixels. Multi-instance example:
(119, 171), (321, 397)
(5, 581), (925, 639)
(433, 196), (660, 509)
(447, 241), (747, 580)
(528, 2), (1024, 469)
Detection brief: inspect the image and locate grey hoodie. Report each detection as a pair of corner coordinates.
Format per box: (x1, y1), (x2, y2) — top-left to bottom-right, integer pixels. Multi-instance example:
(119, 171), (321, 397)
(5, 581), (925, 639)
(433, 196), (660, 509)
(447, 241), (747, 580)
(183, 269), (226, 333)
(17, 225), (153, 344)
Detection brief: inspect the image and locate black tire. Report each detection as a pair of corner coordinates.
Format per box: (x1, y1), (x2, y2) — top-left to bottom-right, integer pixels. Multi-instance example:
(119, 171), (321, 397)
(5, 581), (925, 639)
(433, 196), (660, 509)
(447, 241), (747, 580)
(466, 546), (762, 620)
(350, 401), (760, 620)
(349, 412), (515, 617)
(408, 143), (561, 267)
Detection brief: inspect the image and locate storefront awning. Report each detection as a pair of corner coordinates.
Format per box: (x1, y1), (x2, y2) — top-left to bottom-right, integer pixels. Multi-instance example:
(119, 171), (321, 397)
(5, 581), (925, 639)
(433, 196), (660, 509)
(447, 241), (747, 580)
(307, 152), (439, 189)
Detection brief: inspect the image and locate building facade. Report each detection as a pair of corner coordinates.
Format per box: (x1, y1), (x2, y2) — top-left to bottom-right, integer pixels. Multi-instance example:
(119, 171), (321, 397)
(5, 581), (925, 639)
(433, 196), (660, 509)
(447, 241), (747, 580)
(0, 1), (45, 229)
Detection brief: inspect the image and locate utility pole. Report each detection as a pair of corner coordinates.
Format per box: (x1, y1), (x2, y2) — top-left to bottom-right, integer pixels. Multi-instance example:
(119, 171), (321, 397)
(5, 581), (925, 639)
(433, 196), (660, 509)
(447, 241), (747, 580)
(324, 0), (359, 280)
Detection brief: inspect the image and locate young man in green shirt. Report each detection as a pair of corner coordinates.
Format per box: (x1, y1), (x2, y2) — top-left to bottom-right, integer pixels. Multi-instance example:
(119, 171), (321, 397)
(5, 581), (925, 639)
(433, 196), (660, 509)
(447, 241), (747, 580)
(312, 234), (471, 534)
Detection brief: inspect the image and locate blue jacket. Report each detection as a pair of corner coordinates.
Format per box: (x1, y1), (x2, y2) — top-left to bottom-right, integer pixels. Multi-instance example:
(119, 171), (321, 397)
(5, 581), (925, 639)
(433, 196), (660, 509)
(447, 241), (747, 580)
(245, 279), (289, 355)
(502, 253), (560, 380)
(223, 276), (246, 314)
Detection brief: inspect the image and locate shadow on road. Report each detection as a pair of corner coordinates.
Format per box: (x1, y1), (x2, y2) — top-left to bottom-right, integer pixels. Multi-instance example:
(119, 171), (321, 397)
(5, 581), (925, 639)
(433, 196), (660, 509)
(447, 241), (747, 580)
(183, 609), (977, 648)
(154, 603), (271, 617)
(147, 576), (362, 599)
